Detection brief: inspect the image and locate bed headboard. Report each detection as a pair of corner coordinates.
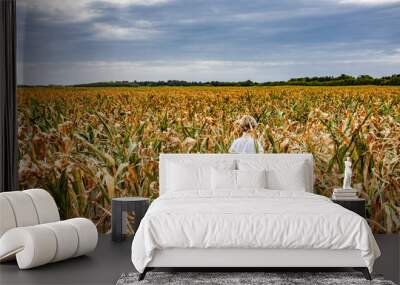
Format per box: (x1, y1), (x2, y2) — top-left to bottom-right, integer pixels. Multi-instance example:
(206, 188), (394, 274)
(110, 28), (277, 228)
(159, 153), (314, 195)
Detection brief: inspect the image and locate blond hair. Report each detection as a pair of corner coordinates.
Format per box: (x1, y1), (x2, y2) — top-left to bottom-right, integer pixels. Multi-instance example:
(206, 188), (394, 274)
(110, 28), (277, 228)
(239, 115), (258, 132)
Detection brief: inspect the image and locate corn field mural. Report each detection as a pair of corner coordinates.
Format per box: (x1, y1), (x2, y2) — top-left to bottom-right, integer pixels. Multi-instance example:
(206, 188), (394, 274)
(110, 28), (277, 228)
(17, 86), (400, 233)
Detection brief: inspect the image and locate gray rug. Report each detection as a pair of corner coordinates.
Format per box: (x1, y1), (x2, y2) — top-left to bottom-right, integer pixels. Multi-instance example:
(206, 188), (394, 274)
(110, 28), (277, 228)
(116, 272), (396, 285)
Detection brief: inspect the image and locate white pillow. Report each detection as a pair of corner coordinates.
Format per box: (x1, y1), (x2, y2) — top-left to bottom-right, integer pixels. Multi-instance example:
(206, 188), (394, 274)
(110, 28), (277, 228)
(167, 162), (211, 191)
(265, 165), (307, 191)
(211, 168), (236, 190)
(236, 169), (267, 189)
(238, 159), (309, 191)
(166, 159), (236, 192)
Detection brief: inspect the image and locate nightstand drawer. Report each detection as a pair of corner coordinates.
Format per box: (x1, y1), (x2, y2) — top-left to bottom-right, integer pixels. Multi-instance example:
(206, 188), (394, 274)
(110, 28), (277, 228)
(332, 199), (366, 218)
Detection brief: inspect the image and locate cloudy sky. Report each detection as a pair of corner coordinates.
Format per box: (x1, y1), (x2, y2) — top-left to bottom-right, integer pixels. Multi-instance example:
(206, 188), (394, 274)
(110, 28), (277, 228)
(17, 0), (400, 85)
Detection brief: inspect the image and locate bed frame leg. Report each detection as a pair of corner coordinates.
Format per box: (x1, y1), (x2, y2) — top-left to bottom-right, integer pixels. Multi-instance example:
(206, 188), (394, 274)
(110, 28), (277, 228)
(138, 268), (148, 281)
(354, 267), (371, 280)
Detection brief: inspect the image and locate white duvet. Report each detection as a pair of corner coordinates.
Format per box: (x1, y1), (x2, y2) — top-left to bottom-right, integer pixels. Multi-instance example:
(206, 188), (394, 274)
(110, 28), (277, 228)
(131, 190), (380, 273)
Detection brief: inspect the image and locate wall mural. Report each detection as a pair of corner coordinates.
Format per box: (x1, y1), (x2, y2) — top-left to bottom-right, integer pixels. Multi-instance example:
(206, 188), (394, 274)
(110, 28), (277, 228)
(16, 1), (400, 233)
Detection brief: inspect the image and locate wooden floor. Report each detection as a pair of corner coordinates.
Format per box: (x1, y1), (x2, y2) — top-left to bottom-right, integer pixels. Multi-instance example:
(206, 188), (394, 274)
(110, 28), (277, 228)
(0, 234), (398, 285)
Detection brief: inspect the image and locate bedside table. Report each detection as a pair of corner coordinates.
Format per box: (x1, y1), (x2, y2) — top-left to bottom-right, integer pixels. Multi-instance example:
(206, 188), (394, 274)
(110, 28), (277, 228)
(111, 197), (150, 242)
(332, 198), (366, 218)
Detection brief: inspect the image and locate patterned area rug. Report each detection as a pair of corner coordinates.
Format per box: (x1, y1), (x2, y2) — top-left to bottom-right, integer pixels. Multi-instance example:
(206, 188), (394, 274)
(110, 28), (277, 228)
(116, 272), (395, 285)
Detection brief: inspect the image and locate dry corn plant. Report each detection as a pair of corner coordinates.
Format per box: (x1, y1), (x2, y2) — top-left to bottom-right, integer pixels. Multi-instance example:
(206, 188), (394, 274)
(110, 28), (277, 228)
(17, 86), (400, 233)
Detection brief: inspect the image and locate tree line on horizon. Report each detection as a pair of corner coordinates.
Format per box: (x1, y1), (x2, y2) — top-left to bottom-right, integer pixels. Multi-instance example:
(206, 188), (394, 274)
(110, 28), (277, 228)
(20, 74), (400, 87)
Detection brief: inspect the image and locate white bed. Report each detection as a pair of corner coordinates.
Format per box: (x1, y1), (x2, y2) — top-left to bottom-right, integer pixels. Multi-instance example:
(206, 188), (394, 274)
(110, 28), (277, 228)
(131, 154), (380, 280)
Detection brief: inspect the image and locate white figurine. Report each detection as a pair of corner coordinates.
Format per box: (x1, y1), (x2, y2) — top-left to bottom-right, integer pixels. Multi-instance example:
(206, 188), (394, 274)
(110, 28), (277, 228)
(343, 157), (352, 190)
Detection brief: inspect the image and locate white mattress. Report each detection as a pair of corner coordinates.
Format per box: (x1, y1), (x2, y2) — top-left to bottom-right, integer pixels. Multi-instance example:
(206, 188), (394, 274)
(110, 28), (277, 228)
(131, 190), (380, 273)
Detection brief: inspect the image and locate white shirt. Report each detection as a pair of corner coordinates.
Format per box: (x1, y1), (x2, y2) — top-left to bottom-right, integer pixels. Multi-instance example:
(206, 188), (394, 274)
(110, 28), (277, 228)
(229, 134), (264, 154)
